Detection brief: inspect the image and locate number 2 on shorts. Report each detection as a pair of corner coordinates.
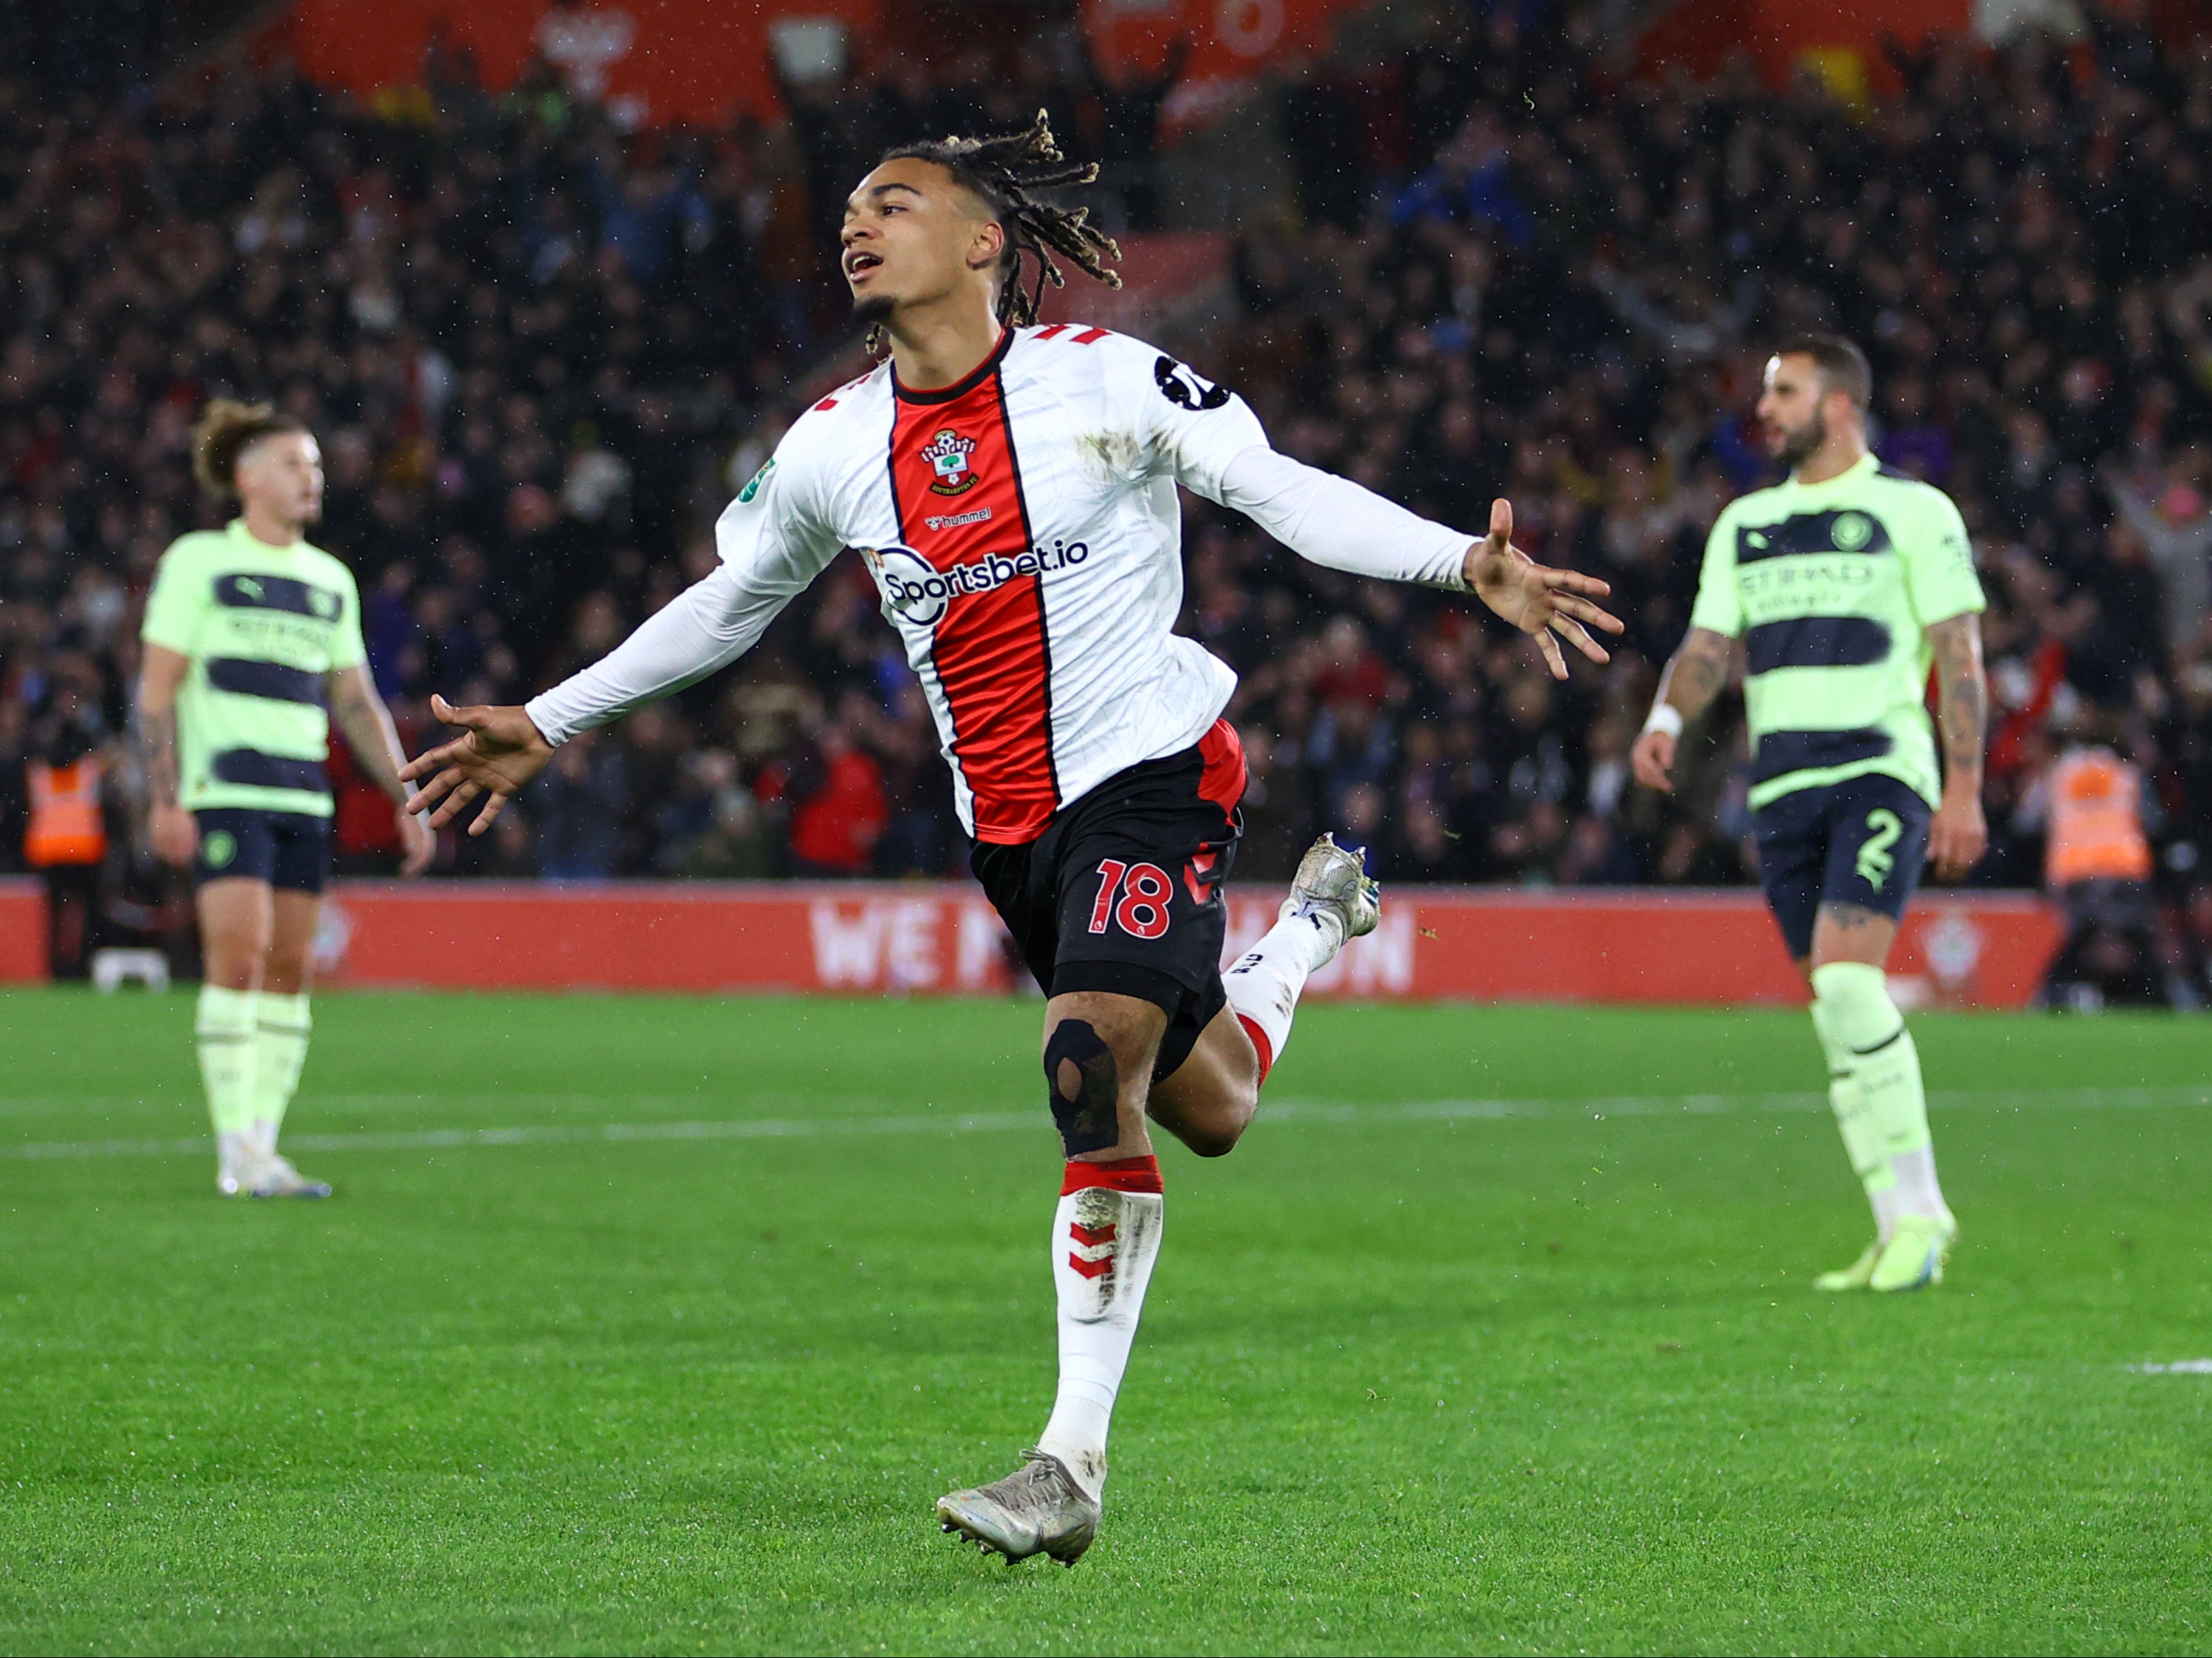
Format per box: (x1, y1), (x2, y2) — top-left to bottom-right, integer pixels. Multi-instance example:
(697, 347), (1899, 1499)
(1089, 859), (1174, 939)
(1856, 809), (1902, 889)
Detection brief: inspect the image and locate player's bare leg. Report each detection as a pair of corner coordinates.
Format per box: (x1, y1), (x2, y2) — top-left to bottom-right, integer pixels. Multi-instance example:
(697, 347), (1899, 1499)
(938, 990), (1166, 1565)
(1144, 1002), (1261, 1157)
(1804, 903), (1952, 1291)
(1148, 837), (1381, 1155)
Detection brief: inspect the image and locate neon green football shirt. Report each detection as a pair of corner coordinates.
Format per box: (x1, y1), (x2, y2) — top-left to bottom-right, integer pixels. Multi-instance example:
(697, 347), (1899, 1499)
(139, 518), (367, 817)
(1689, 452), (1986, 811)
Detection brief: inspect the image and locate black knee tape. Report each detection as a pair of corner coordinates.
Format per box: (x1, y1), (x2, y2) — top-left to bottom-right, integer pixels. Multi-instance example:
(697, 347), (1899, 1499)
(1043, 1019), (1121, 1157)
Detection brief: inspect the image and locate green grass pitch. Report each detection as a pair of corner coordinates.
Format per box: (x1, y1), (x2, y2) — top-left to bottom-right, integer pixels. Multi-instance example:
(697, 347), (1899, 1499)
(2, 987), (2208, 1655)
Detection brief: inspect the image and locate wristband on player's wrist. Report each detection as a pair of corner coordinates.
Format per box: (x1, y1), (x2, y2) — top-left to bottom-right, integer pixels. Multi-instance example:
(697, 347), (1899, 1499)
(1641, 704), (1685, 740)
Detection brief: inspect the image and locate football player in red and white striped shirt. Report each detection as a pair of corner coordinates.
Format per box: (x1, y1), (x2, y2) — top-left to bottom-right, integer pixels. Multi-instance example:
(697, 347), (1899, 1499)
(403, 112), (1621, 1565)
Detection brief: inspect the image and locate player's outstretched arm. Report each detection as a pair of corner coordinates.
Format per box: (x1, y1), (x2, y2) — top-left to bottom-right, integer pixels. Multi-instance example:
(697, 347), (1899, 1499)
(1630, 627), (1736, 794)
(404, 553), (819, 835)
(1925, 611), (1989, 880)
(400, 696), (554, 836)
(1461, 497), (1623, 681)
(1209, 446), (1620, 677)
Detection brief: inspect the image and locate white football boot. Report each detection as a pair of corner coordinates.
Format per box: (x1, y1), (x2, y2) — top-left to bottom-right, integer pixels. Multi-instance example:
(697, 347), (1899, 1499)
(939, 1449), (1101, 1565)
(1282, 832), (1381, 950)
(216, 1130), (259, 1197)
(247, 1151), (332, 1199)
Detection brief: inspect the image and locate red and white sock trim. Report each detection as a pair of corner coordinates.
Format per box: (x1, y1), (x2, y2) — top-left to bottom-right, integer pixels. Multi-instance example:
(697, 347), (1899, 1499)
(1222, 908), (1332, 1088)
(1061, 1153), (1162, 1195)
(1235, 1013), (1275, 1085)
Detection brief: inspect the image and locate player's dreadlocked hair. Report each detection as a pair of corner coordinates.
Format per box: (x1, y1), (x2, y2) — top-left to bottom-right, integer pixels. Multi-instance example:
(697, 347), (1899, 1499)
(871, 109), (1123, 352)
(191, 398), (308, 498)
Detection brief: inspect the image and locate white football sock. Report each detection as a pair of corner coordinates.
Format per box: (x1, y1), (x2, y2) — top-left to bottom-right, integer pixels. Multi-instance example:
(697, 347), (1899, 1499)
(250, 991), (312, 1159)
(1889, 1145), (1950, 1225)
(1813, 962), (1950, 1225)
(195, 985), (259, 1141)
(1810, 995), (1901, 1241)
(1222, 906), (1344, 1079)
(1036, 1158), (1164, 1504)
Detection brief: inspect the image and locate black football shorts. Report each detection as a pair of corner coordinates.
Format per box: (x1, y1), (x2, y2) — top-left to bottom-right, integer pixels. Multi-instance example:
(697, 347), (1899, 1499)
(192, 807), (332, 894)
(1751, 772), (1931, 962)
(969, 718), (1246, 1079)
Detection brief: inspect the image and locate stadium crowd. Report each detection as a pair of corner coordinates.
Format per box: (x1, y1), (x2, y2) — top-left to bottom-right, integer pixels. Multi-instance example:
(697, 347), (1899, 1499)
(3, 1), (2211, 1000)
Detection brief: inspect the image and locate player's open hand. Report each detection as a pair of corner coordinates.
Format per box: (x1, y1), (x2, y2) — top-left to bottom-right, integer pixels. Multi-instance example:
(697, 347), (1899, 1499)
(1928, 785), (1987, 882)
(400, 694), (555, 836)
(1463, 498), (1624, 680)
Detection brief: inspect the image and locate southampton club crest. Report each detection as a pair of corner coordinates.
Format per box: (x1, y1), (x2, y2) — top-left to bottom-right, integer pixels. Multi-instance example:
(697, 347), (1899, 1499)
(921, 428), (980, 496)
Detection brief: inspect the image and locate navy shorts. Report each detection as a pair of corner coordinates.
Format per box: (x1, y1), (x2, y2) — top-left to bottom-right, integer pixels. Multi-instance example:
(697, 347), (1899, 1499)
(969, 719), (1246, 1079)
(1751, 773), (1930, 962)
(193, 808), (331, 894)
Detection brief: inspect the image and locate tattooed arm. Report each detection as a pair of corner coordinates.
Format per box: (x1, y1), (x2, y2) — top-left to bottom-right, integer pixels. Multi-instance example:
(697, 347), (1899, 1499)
(328, 663), (434, 875)
(136, 644), (197, 867)
(1925, 611), (1989, 880)
(1631, 627), (1738, 793)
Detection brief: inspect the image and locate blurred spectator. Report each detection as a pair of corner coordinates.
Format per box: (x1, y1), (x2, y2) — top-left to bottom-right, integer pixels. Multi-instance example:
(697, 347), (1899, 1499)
(2106, 469), (2212, 651)
(663, 749), (775, 879)
(535, 732), (627, 880)
(787, 714), (888, 878)
(14, 675), (114, 977)
(2035, 721), (2163, 1008)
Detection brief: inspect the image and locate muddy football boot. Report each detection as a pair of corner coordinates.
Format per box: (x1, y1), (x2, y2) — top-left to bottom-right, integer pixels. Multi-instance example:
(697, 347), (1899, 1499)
(1283, 832), (1381, 947)
(937, 1449), (1100, 1565)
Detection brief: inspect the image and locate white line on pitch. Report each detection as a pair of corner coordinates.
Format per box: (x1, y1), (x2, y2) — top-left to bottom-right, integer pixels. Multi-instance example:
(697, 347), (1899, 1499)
(0, 1084), (2204, 1163)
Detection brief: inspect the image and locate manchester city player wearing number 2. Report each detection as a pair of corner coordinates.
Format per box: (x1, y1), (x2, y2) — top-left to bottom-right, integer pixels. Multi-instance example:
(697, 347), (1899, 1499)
(1633, 336), (1989, 1294)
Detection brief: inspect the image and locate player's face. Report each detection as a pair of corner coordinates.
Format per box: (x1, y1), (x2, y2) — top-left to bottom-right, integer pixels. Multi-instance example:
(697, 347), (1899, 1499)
(236, 432), (324, 527)
(1756, 354), (1830, 467)
(841, 159), (1003, 323)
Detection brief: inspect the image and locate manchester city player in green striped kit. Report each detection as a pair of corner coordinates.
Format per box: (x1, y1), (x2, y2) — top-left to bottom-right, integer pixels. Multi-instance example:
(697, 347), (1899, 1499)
(137, 401), (432, 1197)
(1633, 336), (1989, 1293)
